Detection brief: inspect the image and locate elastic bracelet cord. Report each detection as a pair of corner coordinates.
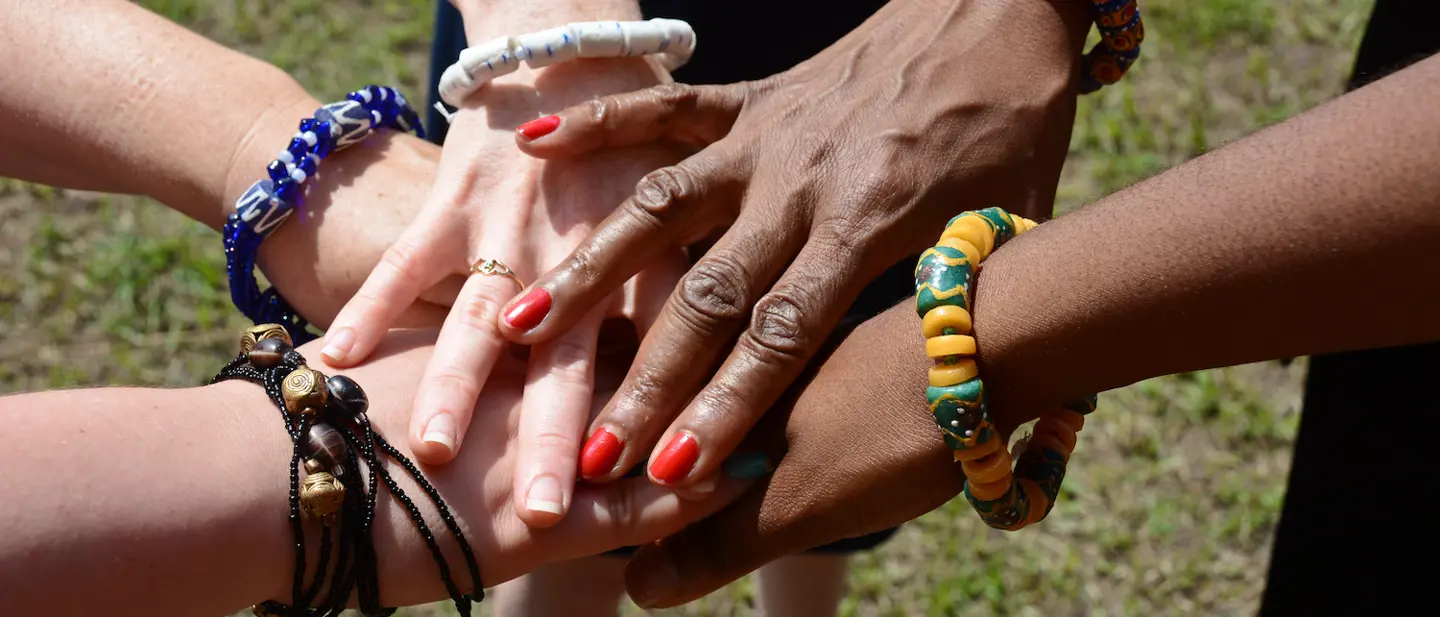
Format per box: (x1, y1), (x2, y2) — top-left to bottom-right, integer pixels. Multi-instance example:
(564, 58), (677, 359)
(1080, 0), (1146, 94)
(914, 208), (1099, 531)
(433, 18), (696, 115)
(212, 324), (483, 616)
(224, 86), (424, 345)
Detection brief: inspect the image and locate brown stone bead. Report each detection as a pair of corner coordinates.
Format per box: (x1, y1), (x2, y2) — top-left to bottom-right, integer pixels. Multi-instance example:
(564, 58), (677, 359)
(303, 458), (325, 475)
(306, 423), (349, 474)
(282, 367), (327, 416)
(248, 336), (291, 368)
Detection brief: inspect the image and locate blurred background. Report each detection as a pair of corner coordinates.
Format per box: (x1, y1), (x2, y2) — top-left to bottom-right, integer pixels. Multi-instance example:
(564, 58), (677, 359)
(0, 0), (1375, 614)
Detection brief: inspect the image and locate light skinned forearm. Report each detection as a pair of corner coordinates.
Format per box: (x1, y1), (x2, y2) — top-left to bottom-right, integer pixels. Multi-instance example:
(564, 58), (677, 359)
(0, 0), (313, 229)
(838, 52), (1440, 425)
(0, 380), (292, 616)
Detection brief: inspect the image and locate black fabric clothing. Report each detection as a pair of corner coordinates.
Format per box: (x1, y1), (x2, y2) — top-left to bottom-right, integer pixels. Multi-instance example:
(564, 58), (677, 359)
(1258, 1), (1440, 613)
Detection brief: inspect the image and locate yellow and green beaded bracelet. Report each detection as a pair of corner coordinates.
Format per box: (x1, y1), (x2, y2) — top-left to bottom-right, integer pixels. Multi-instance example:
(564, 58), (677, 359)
(914, 207), (1097, 530)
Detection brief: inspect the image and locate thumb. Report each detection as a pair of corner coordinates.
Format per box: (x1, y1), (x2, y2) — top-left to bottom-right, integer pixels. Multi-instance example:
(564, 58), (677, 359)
(514, 83), (745, 157)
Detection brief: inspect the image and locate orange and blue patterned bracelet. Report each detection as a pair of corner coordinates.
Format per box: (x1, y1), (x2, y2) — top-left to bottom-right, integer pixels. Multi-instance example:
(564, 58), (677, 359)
(914, 207), (1098, 530)
(1081, 0), (1145, 94)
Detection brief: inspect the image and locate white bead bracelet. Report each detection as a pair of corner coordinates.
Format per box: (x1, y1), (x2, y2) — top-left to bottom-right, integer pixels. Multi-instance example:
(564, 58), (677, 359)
(436, 18), (696, 111)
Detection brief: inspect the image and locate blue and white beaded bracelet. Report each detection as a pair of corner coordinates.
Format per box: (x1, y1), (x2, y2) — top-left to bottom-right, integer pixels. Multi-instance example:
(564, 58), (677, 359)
(224, 85), (424, 344)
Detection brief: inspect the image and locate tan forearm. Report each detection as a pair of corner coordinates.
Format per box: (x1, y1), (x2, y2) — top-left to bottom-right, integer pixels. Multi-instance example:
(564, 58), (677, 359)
(0, 0), (312, 229)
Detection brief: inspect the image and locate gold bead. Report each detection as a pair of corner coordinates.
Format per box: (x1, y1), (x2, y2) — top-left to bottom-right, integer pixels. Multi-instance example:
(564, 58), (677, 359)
(241, 324), (292, 355)
(304, 458), (326, 475)
(251, 604), (285, 617)
(300, 471), (345, 517)
(282, 367), (327, 416)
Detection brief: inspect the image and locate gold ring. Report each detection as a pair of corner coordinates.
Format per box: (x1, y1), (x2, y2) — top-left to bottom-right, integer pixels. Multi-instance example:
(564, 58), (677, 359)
(469, 258), (526, 291)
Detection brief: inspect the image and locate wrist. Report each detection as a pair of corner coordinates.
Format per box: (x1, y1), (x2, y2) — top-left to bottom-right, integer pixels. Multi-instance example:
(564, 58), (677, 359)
(452, 0), (642, 44)
(218, 88), (320, 231)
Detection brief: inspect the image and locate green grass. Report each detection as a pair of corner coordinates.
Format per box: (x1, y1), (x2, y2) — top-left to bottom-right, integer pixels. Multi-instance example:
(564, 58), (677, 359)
(0, 0), (1372, 614)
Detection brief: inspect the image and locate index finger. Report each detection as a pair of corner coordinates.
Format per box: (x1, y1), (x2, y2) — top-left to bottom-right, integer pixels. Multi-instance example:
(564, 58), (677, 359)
(496, 151), (743, 345)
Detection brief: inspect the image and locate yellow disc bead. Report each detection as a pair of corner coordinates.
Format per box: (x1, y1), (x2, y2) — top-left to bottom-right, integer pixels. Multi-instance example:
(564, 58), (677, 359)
(941, 214), (996, 259)
(962, 449), (1013, 484)
(1045, 409), (1085, 433)
(922, 305), (973, 337)
(929, 359), (979, 387)
(967, 474), (1012, 501)
(926, 335), (977, 359)
(1026, 432), (1073, 461)
(1031, 424), (1079, 456)
(1019, 478), (1049, 526)
(952, 433), (1002, 462)
(1013, 216), (1039, 234)
(936, 237), (982, 262)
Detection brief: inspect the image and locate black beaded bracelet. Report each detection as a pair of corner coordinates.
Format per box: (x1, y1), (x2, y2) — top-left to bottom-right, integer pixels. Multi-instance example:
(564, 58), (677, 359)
(213, 324), (483, 617)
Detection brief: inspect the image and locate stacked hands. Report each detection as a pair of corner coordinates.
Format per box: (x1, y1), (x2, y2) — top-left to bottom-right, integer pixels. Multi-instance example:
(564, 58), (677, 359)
(265, 0), (1094, 607)
(16, 0), (1440, 614)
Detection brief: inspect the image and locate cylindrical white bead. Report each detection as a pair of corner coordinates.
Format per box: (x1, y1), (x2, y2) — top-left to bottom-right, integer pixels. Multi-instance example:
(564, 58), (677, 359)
(620, 22), (667, 57)
(574, 21), (625, 57)
(438, 62), (478, 107)
(517, 26), (579, 69)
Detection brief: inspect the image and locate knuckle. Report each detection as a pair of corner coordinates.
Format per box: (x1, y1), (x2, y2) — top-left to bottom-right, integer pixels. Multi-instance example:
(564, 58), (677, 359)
(541, 338), (594, 384)
(599, 480), (640, 530)
(810, 215), (873, 256)
(744, 291), (812, 360)
(649, 82), (699, 112)
(379, 240), (425, 279)
(673, 254), (751, 335)
(630, 165), (701, 223)
(618, 366), (667, 411)
(527, 429), (580, 454)
(560, 243), (603, 290)
(457, 288), (505, 334)
(428, 371), (481, 408)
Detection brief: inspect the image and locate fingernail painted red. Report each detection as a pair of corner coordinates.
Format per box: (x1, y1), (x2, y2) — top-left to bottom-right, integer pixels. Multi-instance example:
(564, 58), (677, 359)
(650, 432), (699, 484)
(580, 428), (624, 479)
(503, 288), (552, 331)
(517, 115), (561, 141)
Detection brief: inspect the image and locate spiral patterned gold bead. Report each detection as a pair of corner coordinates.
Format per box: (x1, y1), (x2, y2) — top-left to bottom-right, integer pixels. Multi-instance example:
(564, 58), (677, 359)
(240, 323), (292, 355)
(282, 367), (328, 416)
(300, 471), (346, 518)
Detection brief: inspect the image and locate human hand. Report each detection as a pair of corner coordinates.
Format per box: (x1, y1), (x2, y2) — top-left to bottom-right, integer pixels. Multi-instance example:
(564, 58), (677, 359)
(226, 328), (755, 609)
(318, 58), (694, 528)
(498, 0), (1093, 490)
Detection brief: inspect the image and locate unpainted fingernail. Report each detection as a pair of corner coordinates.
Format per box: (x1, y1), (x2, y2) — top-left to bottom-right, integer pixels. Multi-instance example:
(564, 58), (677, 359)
(526, 474), (565, 515)
(422, 413), (458, 454)
(689, 478), (716, 494)
(321, 328), (356, 363)
(722, 452), (771, 480)
(628, 547), (681, 609)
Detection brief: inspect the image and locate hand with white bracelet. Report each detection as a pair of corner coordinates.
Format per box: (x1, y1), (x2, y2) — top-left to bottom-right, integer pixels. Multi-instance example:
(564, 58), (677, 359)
(321, 1), (695, 528)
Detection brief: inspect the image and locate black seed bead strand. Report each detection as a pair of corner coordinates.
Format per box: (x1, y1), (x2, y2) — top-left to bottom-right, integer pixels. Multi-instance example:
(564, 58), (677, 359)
(374, 433), (484, 603)
(288, 412), (314, 612)
(337, 428), (385, 616)
(366, 434), (467, 616)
